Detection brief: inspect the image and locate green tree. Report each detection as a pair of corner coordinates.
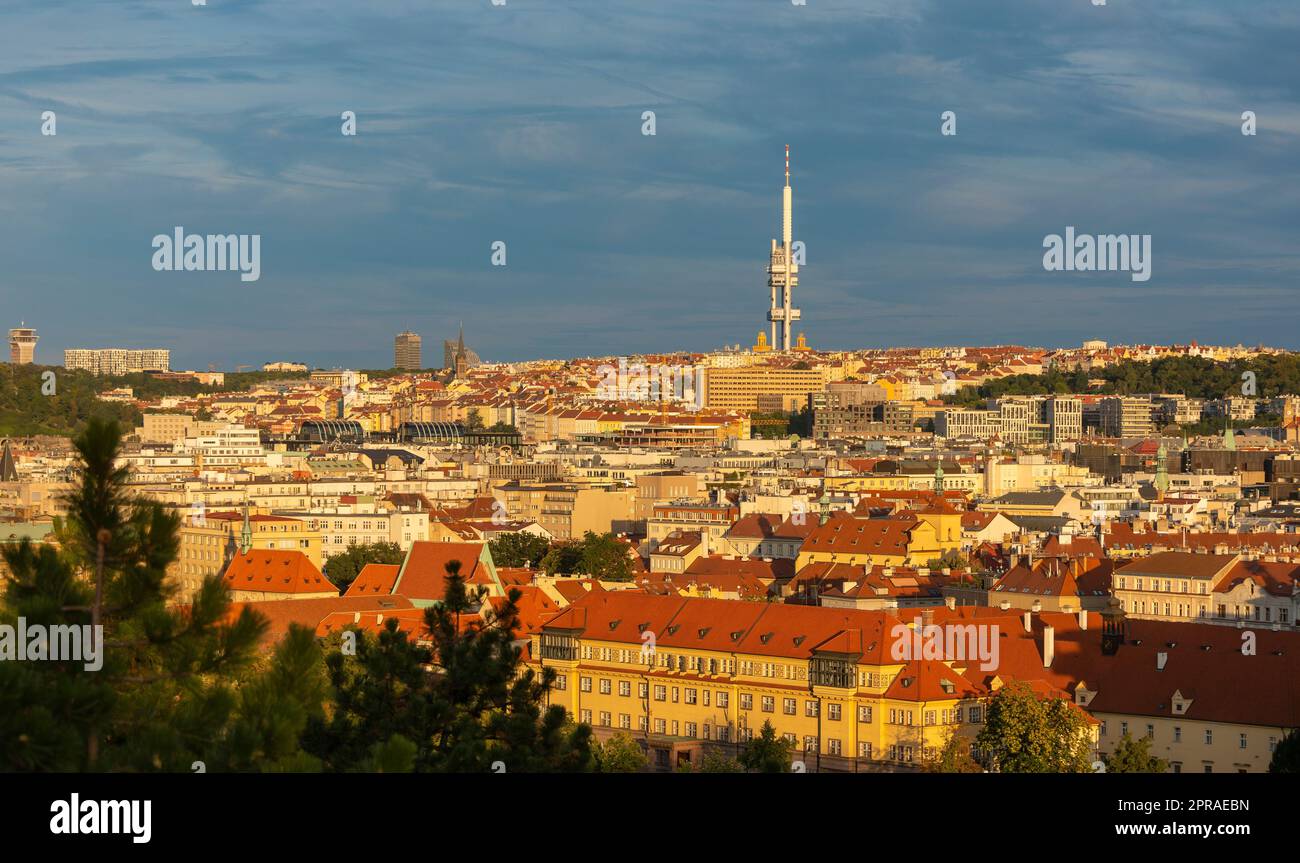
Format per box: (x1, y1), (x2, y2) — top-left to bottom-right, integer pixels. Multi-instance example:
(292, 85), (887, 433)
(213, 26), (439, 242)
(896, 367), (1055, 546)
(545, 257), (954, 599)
(739, 720), (795, 773)
(594, 732), (648, 772)
(1103, 732), (1169, 773)
(322, 541), (405, 590)
(540, 532), (634, 581)
(488, 532), (550, 568)
(922, 730), (983, 773)
(975, 683), (1094, 773)
(577, 532), (634, 582)
(0, 417), (323, 771)
(539, 541), (583, 576)
(305, 559), (593, 772)
(1269, 729), (1300, 773)
(679, 750), (745, 773)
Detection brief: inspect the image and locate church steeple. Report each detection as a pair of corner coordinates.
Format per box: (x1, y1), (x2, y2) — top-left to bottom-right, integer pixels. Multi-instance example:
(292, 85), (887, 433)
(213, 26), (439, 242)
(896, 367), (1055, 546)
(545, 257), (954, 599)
(1154, 442), (1169, 500)
(239, 494), (252, 555)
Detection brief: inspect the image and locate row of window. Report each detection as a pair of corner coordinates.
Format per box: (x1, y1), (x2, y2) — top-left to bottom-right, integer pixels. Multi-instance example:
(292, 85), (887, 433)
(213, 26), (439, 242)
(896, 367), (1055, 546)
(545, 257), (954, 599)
(1104, 721), (1280, 751)
(1119, 577), (1207, 594)
(570, 677), (983, 725)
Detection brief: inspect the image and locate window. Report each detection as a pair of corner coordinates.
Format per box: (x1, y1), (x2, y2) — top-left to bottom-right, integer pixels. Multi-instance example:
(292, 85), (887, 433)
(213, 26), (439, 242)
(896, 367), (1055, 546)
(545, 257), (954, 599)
(554, 675), (567, 691)
(1145, 724), (1153, 739)
(599, 679), (611, 695)
(620, 714), (631, 729)
(761, 696), (775, 713)
(717, 692), (729, 708)
(828, 739), (842, 756)
(685, 688), (697, 705)
(638, 682), (649, 699)
(1205, 730), (1213, 745)
(805, 701), (819, 718)
(685, 722), (697, 738)
(803, 736), (818, 753)
(580, 676), (592, 693)
(671, 687), (679, 703)
(828, 704), (842, 722)
(618, 680), (631, 697)
(1174, 726), (1181, 742)
(741, 693), (753, 710)
(858, 705), (872, 723)
(783, 698), (797, 716)
(654, 685), (666, 702)
(580, 709), (592, 724)
(654, 719), (666, 734)
(1121, 721), (1128, 737)
(925, 711), (936, 726)
(599, 711), (611, 727)
(1239, 733), (1247, 750)
(859, 742), (873, 758)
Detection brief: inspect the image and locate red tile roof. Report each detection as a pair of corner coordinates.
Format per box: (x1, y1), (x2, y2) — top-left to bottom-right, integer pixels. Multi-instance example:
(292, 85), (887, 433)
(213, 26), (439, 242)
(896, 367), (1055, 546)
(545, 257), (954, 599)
(223, 549), (336, 596)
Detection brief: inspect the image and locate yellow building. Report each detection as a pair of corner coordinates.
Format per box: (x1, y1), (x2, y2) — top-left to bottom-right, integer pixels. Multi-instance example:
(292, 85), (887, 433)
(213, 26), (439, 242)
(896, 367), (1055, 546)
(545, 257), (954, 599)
(534, 592), (1295, 773)
(495, 482), (636, 541)
(534, 594), (992, 771)
(703, 365), (827, 412)
(794, 514), (959, 571)
(172, 510), (322, 600)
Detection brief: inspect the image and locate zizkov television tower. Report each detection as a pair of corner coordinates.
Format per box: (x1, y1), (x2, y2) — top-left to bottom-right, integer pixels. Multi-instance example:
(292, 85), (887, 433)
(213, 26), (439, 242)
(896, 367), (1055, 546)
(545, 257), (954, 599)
(766, 145), (801, 351)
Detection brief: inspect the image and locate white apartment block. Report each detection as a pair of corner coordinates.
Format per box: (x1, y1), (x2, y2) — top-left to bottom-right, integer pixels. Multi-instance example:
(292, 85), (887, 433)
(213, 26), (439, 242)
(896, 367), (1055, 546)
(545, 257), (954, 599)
(64, 348), (171, 375)
(296, 509), (430, 559)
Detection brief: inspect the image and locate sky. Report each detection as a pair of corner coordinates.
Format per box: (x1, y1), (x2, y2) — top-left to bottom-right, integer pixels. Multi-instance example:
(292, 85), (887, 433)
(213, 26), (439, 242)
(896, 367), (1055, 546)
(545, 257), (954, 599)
(1, 0), (1297, 370)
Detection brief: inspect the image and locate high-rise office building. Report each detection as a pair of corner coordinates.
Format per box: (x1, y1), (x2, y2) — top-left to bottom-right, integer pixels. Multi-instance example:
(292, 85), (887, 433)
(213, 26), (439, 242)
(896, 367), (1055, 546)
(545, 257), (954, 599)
(394, 331), (422, 370)
(8, 324), (38, 364)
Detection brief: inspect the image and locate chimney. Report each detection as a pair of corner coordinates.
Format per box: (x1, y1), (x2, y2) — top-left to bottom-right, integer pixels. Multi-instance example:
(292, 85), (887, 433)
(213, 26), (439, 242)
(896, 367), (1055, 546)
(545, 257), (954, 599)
(921, 608), (935, 629)
(1031, 599), (1042, 613)
(353, 612), (361, 623)
(945, 595), (957, 610)
(1077, 608), (1088, 630)
(1022, 610), (1032, 632)
(999, 600), (1011, 611)
(1042, 624), (1055, 668)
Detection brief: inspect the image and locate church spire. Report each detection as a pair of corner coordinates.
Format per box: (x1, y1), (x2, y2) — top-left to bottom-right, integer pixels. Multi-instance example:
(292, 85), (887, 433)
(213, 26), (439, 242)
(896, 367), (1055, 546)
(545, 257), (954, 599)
(239, 494), (252, 555)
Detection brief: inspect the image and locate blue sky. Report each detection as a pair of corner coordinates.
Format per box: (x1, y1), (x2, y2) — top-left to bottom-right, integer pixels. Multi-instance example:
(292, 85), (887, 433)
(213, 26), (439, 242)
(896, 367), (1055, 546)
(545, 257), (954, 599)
(2, 0), (1297, 369)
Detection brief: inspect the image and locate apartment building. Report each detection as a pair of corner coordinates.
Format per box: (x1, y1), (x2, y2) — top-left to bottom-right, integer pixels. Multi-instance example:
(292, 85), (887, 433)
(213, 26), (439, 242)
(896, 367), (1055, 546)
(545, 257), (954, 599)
(139, 412), (197, 444)
(496, 482), (637, 540)
(634, 471), (703, 523)
(63, 348), (170, 375)
(1099, 397), (1155, 438)
(181, 424), (266, 468)
(1112, 552), (1234, 621)
(536, 591), (1298, 773)
(703, 365), (826, 411)
(1114, 551), (1299, 628)
(647, 500), (740, 549)
(294, 508), (430, 559)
